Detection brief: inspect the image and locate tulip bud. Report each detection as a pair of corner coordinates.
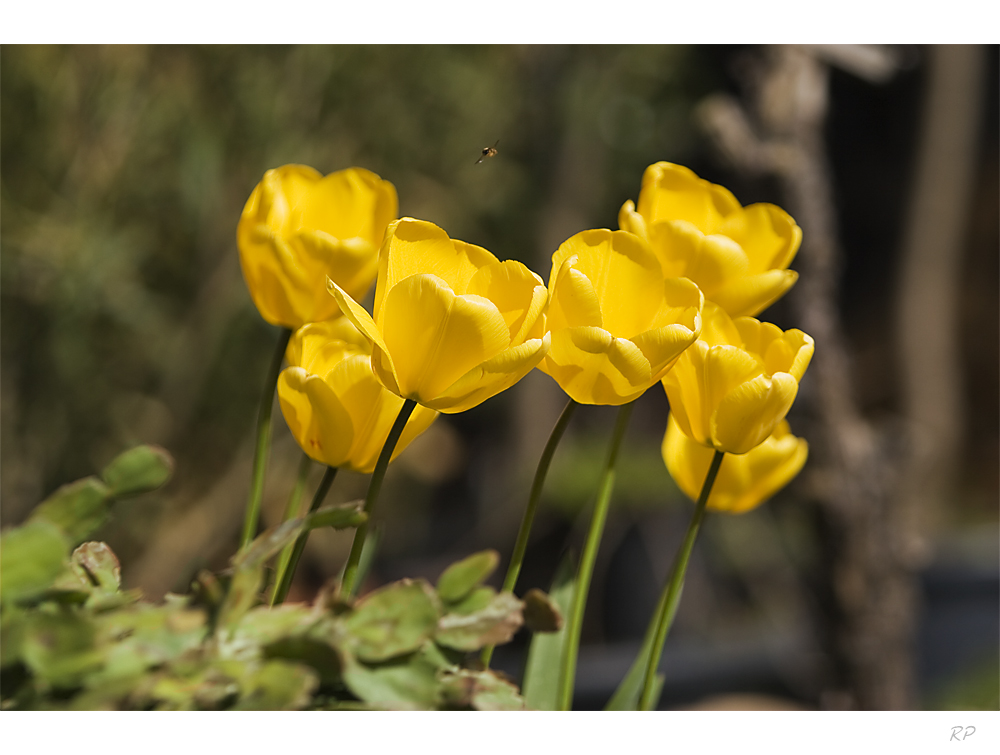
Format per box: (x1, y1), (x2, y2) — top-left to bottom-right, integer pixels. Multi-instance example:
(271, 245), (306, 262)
(538, 229), (703, 406)
(663, 414), (808, 514)
(329, 218), (550, 413)
(662, 303), (813, 455)
(277, 318), (437, 473)
(619, 162), (801, 318)
(238, 165), (397, 328)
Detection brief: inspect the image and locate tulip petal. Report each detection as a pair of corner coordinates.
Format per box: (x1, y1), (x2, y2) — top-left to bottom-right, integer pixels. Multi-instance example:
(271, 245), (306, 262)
(663, 415), (808, 514)
(579, 232), (664, 337)
(637, 162), (741, 234)
(703, 345), (764, 414)
(718, 203), (802, 273)
(662, 341), (711, 445)
(380, 273), (510, 402)
(547, 256), (603, 332)
(697, 301), (743, 348)
(542, 327), (651, 405)
(733, 427), (808, 513)
(781, 330), (814, 381)
(241, 253), (303, 328)
(712, 372), (798, 454)
(663, 412), (717, 501)
(287, 319), (371, 376)
(241, 165), (323, 231)
(328, 354), (438, 473)
(277, 367), (354, 467)
(710, 269), (799, 318)
(294, 231), (380, 302)
(328, 279), (401, 395)
(431, 335), (550, 413)
(648, 221), (749, 296)
(300, 167), (398, 249)
(617, 200), (648, 239)
(466, 260), (547, 345)
(631, 323), (700, 382)
(376, 218), (499, 317)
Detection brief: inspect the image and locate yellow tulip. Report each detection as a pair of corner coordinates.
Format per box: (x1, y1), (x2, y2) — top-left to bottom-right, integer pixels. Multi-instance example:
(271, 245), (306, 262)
(663, 414), (808, 514)
(662, 303), (813, 455)
(619, 162), (801, 318)
(238, 165), (398, 329)
(328, 218), (550, 413)
(538, 229), (703, 406)
(277, 318), (438, 473)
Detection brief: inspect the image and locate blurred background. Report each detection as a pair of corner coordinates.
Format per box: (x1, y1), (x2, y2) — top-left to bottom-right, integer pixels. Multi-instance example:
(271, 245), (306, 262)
(1, 44), (996, 710)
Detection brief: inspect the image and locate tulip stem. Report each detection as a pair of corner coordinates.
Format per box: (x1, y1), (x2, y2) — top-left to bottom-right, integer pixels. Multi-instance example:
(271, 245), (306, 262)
(341, 398), (417, 599)
(481, 398), (578, 669)
(637, 449), (725, 710)
(556, 400), (635, 711)
(270, 464), (338, 606)
(240, 326), (293, 551)
(269, 452), (314, 604)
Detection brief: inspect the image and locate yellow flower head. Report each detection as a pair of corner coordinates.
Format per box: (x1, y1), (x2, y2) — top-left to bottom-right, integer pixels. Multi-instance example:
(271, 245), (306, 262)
(238, 165), (398, 328)
(663, 414), (808, 514)
(619, 162), (801, 318)
(328, 218), (550, 414)
(662, 302), (814, 455)
(538, 229), (703, 406)
(277, 318), (438, 473)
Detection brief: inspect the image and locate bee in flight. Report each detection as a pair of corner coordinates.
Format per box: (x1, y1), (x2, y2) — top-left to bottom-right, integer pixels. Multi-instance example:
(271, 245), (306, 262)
(475, 139), (499, 164)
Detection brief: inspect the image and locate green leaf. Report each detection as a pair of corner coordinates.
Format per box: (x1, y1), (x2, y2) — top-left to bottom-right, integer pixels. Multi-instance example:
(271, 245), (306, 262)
(440, 669), (527, 711)
(233, 604), (316, 646)
(0, 520), (71, 604)
(101, 445), (174, 498)
(1, 607), (27, 667)
(71, 542), (121, 593)
(447, 585), (495, 616)
(435, 590), (523, 652)
(217, 567), (264, 632)
(305, 500), (367, 530)
(436, 550), (499, 603)
(522, 588), (563, 633)
(231, 659), (318, 710)
(21, 610), (104, 687)
(29, 477), (112, 544)
(340, 645), (441, 710)
(263, 636), (343, 686)
(232, 519), (305, 570)
(521, 551), (576, 711)
(345, 580), (440, 663)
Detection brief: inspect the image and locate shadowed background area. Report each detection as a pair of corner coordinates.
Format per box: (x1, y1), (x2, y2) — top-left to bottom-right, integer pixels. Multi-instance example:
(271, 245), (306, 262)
(1, 44), (996, 710)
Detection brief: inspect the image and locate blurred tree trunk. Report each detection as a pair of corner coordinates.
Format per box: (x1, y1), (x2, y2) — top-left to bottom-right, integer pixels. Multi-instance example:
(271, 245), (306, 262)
(895, 45), (986, 541)
(696, 44), (983, 709)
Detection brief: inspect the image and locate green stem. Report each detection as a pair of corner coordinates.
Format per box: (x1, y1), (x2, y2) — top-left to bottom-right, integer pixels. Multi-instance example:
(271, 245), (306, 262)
(240, 326), (293, 550)
(638, 449), (725, 710)
(269, 452), (314, 603)
(556, 400), (635, 711)
(270, 465), (338, 606)
(341, 398), (417, 599)
(481, 399), (578, 668)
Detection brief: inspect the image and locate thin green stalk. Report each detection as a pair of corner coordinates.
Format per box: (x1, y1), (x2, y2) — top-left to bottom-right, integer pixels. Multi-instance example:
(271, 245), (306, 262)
(269, 453), (313, 604)
(481, 398), (578, 668)
(341, 398), (417, 598)
(556, 400), (635, 711)
(638, 449), (725, 710)
(270, 465), (338, 606)
(240, 326), (293, 550)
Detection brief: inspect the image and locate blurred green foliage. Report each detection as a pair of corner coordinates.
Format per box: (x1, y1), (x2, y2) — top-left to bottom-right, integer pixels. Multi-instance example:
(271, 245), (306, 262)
(0, 447), (556, 709)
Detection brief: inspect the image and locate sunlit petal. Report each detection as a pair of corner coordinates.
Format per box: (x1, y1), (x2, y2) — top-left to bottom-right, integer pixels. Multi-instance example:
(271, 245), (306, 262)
(380, 274), (510, 402)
